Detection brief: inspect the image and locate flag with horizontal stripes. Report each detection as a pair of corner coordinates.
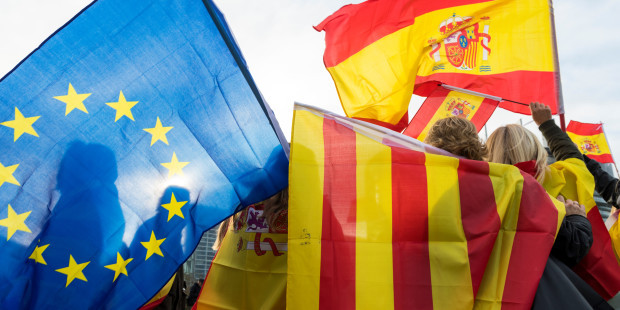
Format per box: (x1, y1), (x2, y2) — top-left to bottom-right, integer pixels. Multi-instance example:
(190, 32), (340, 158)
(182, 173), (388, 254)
(543, 158), (620, 299)
(566, 121), (614, 164)
(197, 200), (288, 309)
(288, 103), (564, 310)
(315, 0), (560, 130)
(403, 85), (498, 141)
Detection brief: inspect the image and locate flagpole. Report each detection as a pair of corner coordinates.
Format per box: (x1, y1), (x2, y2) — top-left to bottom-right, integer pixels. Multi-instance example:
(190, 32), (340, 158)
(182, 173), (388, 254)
(601, 122), (620, 178)
(549, 0), (566, 131)
(440, 84), (503, 102)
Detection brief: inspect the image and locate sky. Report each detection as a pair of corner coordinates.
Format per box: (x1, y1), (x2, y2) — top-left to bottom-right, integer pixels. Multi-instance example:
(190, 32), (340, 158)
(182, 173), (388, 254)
(1, 0), (619, 169)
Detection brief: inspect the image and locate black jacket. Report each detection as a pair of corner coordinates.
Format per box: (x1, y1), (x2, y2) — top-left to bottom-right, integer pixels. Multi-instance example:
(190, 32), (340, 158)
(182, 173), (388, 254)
(530, 120), (611, 309)
(584, 155), (620, 207)
(539, 119), (593, 266)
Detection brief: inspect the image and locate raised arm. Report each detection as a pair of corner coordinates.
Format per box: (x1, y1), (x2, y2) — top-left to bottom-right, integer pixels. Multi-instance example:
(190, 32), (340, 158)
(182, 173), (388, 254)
(530, 102), (583, 162)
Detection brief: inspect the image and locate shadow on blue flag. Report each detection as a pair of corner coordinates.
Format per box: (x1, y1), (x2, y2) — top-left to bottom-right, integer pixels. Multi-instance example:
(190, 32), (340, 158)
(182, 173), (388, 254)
(0, 0), (288, 308)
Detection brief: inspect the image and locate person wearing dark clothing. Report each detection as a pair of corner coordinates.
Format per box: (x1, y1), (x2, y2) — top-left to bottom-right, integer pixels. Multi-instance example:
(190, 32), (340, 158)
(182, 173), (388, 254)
(583, 155), (620, 207)
(529, 103), (611, 310)
(535, 113), (595, 267)
(186, 279), (203, 308)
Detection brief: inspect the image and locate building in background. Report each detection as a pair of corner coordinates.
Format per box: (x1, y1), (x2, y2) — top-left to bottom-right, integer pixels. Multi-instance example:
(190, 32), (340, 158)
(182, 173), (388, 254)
(184, 227), (218, 286)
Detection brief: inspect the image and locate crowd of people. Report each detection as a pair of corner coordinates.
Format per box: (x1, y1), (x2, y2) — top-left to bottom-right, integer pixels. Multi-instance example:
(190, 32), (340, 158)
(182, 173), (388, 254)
(425, 102), (618, 308)
(186, 102), (619, 309)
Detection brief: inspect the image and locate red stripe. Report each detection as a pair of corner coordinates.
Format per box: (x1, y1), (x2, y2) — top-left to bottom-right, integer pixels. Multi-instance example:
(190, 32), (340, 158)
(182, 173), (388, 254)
(585, 153), (614, 164)
(457, 159), (501, 298)
(573, 207), (620, 299)
(415, 71), (559, 115)
(469, 97), (498, 131)
(391, 148), (432, 309)
(502, 171), (558, 308)
(316, 0), (494, 67)
(566, 121), (604, 136)
(403, 86), (447, 139)
(320, 118), (357, 310)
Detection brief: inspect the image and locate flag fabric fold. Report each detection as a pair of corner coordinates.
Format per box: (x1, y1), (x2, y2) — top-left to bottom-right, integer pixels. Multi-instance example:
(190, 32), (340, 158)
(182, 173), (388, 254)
(316, 0), (560, 129)
(403, 85), (499, 141)
(0, 0), (288, 308)
(288, 103), (564, 310)
(543, 159), (620, 299)
(566, 121), (614, 164)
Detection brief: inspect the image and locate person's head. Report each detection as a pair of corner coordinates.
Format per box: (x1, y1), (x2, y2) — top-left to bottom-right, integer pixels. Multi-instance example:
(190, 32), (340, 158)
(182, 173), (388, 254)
(485, 124), (548, 183)
(424, 117), (487, 160)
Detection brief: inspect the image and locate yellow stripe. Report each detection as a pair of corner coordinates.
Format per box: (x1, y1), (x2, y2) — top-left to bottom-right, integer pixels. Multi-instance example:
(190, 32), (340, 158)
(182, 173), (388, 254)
(416, 0), (554, 76)
(416, 90), (485, 141)
(287, 109), (325, 310)
(611, 220), (620, 261)
(426, 154), (474, 309)
(473, 163), (523, 309)
(355, 132), (394, 310)
(329, 0), (553, 125)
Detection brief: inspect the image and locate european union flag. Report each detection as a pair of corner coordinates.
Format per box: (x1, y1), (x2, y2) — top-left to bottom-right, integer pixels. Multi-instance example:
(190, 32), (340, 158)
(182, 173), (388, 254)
(0, 0), (288, 308)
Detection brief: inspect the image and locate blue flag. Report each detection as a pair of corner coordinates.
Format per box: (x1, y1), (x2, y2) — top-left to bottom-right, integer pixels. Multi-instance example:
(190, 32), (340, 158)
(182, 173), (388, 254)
(0, 0), (288, 308)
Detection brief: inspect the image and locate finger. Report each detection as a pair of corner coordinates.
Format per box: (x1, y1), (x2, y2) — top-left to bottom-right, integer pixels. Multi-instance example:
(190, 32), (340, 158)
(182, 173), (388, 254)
(556, 195), (565, 203)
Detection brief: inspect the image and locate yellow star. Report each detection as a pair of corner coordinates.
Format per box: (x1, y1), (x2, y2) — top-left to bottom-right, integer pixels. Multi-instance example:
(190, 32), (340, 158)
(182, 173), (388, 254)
(161, 192), (188, 221)
(0, 161), (20, 188)
(106, 91), (138, 122)
(104, 252), (133, 282)
(55, 255), (90, 287)
(143, 117), (173, 146)
(161, 152), (189, 177)
(53, 83), (91, 116)
(29, 243), (50, 265)
(0, 204), (31, 241)
(141, 231), (165, 260)
(1, 107), (40, 142)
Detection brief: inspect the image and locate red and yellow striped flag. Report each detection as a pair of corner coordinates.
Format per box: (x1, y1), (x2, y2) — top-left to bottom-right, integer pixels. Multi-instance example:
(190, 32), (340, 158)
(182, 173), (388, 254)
(566, 121), (614, 164)
(288, 103), (564, 310)
(316, 0), (560, 130)
(543, 158), (620, 299)
(403, 85), (498, 141)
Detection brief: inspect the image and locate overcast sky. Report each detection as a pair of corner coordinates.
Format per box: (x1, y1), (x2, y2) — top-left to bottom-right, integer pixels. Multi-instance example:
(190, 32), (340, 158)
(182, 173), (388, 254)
(1, 0), (619, 169)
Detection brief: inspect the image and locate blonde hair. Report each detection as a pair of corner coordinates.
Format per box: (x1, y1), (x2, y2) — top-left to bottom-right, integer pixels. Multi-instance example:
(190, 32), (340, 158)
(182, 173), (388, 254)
(212, 189), (288, 251)
(485, 124), (548, 183)
(424, 117), (488, 160)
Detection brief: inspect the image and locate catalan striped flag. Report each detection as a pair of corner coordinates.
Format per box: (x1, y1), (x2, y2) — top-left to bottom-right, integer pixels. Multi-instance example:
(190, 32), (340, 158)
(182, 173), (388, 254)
(403, 85), (499, 141)
(316, 0), (560, 131)
(566, 121), (614, 164)
(288, 103), (564, 310)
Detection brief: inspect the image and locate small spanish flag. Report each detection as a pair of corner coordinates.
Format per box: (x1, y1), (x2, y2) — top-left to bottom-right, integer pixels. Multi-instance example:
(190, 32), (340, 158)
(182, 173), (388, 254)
(403, 85), (499, 141)
(288, 103), (564, 309)
(566, 121), (614, 164)
(316, 0), (560, 131)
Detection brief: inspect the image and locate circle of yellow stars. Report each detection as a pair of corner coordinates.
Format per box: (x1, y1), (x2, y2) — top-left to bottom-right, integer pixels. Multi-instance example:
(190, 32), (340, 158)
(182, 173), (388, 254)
(1, 82), (192, 287)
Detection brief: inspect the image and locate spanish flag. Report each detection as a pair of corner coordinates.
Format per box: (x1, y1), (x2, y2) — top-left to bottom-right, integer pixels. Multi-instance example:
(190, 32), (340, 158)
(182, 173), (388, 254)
(403, 85), (499, 141)
(197, 202), (287, 309)
(316, 0), (560, 130)
(566, 121), (614, 164)
(288, 103), (564, 309)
